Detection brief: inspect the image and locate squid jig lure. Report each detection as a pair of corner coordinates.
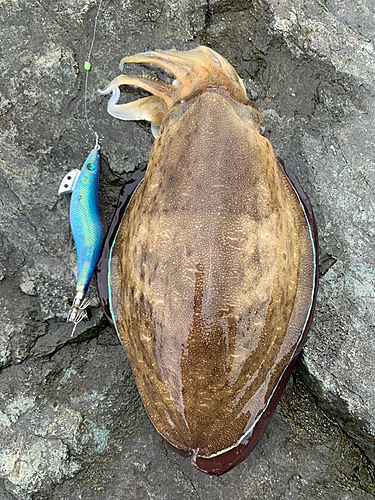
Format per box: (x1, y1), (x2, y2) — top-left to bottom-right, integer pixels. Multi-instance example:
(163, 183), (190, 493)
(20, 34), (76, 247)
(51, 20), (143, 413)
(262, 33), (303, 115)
(58, 0), (104, 334)
(58, 145), (103, 334)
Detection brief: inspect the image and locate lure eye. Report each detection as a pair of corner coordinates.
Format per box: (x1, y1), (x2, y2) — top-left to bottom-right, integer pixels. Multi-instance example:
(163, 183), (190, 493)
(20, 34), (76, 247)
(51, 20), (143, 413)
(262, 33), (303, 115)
(88, 163), (96, 171)
(258, 125), (266, 136)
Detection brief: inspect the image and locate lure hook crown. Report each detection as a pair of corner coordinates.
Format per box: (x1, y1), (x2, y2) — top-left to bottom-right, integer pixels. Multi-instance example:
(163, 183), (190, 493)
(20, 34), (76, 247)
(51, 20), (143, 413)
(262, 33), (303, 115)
(68, 292), (91, 336)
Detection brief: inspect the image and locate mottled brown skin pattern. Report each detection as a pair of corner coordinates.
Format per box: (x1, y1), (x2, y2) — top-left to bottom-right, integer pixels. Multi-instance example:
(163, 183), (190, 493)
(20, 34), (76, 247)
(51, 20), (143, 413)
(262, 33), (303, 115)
(99, 47), (317, 475)
(109, 90), (315, 459)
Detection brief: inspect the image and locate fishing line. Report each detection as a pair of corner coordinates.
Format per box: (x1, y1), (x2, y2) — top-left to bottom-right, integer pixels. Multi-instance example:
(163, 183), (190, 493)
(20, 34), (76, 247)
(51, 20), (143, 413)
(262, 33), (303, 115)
(58, 0), (105, 334)
(84, 0), (103, 149)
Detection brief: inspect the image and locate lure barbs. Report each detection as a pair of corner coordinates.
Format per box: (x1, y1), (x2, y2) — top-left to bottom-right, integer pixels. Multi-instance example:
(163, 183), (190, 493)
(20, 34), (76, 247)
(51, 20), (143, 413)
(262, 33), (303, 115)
(68, 295), (91, 336)
(59, 147), (103, 334)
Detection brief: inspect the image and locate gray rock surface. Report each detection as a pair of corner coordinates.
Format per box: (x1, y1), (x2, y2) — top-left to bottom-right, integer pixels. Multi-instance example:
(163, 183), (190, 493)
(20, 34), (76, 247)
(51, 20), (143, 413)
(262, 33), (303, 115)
(266, 0), (375, 464)
(0, 0), (374, 498)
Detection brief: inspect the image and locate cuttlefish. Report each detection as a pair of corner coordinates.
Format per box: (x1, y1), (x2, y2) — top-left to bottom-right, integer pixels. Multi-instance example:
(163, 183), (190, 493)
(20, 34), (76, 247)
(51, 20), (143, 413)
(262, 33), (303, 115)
(96, 46), (318, 475)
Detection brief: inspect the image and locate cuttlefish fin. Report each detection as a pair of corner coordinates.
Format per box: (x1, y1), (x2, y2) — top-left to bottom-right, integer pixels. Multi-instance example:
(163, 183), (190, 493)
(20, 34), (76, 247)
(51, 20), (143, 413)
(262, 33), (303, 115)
(99, 46), (249, 132)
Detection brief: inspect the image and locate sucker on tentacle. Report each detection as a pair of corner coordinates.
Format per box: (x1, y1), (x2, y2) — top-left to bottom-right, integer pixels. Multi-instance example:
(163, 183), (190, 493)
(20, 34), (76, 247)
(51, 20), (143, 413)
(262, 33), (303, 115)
(58, 146), (103, 335)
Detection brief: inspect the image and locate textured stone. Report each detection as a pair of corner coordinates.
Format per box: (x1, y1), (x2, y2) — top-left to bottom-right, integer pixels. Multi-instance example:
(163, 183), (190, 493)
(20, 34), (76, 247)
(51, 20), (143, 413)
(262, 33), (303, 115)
(264, 0), (375, 464)
(0, 0), (375, 498)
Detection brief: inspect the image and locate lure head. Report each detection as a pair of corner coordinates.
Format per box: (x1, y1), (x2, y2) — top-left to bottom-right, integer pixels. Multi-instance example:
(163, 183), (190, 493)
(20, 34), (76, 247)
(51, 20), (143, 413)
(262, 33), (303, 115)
(58, 148), (100, 195)
(71, 148), (101, 203)
(80, 148), (100, 185)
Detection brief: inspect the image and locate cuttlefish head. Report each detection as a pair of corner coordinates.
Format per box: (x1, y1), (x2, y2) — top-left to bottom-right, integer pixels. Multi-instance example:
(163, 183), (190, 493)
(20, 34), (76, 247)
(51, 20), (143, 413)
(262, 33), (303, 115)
(98, 46), (250, 137)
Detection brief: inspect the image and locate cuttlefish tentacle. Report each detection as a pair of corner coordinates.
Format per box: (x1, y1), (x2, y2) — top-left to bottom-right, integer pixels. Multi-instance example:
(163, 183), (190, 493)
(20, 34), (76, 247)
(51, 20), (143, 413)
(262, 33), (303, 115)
(99, 74), (176, 104)
(120, 51), (196, 83)
(100, 87), (166, 123)
(119, 48), (241, 100)
(98, 46), (249, 136)
(119, 50), (207, 91)
(118, 47), (241, 89)
(98, 78), (173, 138)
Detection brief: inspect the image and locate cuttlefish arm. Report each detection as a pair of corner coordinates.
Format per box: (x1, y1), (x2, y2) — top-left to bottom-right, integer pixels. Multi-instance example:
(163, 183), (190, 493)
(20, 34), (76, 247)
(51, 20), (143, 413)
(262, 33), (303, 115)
(98, 46), (252, 137)
(98, 75), (173, 137)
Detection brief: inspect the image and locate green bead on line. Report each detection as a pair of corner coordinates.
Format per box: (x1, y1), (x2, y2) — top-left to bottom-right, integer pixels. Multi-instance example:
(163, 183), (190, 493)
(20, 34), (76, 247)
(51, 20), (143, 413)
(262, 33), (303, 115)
(84, 61), (91, 71)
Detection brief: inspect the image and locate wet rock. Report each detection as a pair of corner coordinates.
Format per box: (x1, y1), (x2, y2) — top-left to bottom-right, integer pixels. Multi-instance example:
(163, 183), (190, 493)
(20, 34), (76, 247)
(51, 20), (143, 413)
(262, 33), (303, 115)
(0, 0), (375, 498)
(264, 0), (375, 464)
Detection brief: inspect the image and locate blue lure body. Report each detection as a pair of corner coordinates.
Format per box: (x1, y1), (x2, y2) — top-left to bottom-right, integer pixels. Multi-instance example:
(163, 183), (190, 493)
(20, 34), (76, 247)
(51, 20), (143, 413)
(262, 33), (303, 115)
(58, 147), (103, 330)
(70, 148), (103, 294)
